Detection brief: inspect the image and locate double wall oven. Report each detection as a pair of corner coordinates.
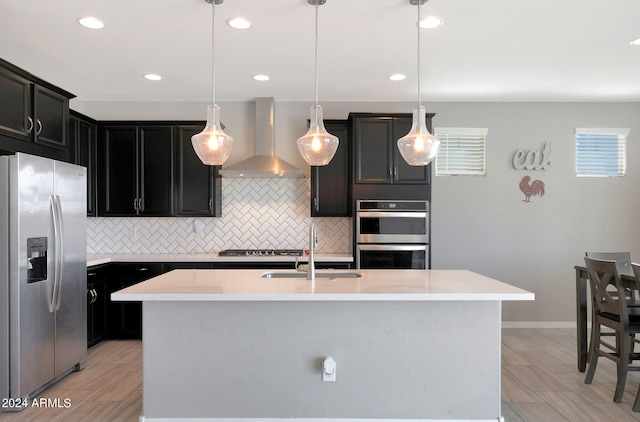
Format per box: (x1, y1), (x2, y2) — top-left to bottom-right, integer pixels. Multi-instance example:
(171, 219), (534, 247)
(355, 200), (429, 269)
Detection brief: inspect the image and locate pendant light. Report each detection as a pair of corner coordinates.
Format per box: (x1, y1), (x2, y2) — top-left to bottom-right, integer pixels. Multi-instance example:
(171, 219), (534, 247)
(296, 0), (339, 167)
(192, 0), (234, 166)
(397, 0), (440, 166)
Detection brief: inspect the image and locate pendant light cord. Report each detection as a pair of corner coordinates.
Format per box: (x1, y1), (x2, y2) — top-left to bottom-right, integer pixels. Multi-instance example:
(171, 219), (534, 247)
(417, 1), (421, 109)
(314, 3), (319, 107)
(211, 0), (216, 107)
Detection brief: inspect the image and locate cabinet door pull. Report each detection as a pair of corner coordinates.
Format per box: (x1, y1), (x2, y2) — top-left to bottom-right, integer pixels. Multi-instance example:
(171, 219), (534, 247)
(88, 288), (96, 304)
(139, 198), (144, 212)
(393, 166), (397, 179)
(389, 167), (393, 178)
(88, 272), (97, 277)
(314, 198), (318, 212)
(92, 288), (98, 304)
(133, 198), (138, 211)
(209, 199), (213, 212)
(137, 267), (148, 272)
(36, 119), (42, 135)
(27, 117), (34, 134)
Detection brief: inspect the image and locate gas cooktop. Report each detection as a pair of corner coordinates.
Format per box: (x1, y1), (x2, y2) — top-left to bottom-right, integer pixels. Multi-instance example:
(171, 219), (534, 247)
(218, 249), (304, 257)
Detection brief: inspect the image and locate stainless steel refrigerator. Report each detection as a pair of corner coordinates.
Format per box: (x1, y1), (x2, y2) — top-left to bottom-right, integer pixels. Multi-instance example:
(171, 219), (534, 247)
(1, 152), (86, 411)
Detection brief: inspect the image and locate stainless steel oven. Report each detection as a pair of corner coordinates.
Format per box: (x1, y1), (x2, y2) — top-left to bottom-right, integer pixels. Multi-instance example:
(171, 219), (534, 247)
(356, 244), (428, 269)
(355, 200), (429, 269)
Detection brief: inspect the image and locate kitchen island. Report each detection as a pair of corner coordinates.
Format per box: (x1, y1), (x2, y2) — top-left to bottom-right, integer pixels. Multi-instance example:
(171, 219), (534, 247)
(112, 269), (534, 422)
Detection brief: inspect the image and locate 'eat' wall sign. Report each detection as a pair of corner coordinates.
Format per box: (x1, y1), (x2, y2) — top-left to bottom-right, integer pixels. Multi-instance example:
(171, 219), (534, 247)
(513, 142), (552, 170)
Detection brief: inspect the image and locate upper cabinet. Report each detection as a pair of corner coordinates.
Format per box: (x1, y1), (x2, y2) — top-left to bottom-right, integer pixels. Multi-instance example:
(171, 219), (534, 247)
(175, 125), (221, 217)
(350, 113), (434, 185)
(33, 85), (69, 149)
(310, 120), (351, 217)
(96, 122), (221, 217)
(98, 124), (175, 217)
(0, 59), (73, 161)
(69, 111), (97, 216)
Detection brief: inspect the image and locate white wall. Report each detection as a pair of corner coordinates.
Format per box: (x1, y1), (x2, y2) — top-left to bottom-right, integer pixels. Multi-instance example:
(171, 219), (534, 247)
(75, 99), (640, 324)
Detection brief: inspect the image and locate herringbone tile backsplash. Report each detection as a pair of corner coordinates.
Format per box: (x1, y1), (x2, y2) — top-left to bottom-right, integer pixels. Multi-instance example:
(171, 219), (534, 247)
(87, 178), (351, 254)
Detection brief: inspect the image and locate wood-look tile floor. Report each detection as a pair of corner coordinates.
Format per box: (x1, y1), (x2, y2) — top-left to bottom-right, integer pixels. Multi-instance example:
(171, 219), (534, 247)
(2, 328), (640, 421)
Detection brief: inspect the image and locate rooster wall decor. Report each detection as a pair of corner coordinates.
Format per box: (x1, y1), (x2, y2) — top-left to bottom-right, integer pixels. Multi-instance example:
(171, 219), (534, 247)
(519, 175), (545, 203)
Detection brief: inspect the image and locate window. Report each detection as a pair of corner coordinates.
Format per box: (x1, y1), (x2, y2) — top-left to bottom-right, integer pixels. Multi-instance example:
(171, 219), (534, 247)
(575, 128), (628, 177)
(434, 128), (487, 176)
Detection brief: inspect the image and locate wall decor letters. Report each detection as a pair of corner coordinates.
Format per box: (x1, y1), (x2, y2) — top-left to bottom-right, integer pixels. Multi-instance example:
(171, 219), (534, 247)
(513, 142), (552, 170)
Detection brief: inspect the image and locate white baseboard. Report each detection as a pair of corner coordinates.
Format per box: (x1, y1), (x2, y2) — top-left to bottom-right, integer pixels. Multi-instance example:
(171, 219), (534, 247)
(501, 321), (575, 329)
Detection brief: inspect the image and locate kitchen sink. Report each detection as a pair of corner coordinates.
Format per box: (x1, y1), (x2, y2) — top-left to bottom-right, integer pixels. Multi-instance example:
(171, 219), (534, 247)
(260, 271), (362, 279)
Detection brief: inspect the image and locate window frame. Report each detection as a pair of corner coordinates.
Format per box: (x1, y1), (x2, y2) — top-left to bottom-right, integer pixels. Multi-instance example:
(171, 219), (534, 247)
(575, 128), (628, 177)
(434, 127), (488, 176)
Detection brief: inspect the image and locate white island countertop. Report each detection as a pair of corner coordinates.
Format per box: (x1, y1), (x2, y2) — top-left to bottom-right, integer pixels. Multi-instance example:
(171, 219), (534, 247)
(111, 269), (535, 302)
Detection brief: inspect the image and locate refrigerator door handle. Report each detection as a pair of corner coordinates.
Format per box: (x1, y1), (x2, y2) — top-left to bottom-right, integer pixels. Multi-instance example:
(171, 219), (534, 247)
(50, 195), (64, 312)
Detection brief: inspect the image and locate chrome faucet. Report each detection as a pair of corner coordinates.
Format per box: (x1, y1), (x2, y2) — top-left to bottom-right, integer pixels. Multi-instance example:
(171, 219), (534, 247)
(296, 222), (318, 279)
(308, 222), (317, 280)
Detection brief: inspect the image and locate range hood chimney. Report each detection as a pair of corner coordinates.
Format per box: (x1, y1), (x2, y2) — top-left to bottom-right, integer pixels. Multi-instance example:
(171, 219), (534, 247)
(219, 97), (304, 178)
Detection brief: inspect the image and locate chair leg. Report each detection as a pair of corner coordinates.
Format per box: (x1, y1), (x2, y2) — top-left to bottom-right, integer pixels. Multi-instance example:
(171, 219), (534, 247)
(614, 332), (631, 402)
(585, 323), (601, 384)
(634, 384), (640, 412)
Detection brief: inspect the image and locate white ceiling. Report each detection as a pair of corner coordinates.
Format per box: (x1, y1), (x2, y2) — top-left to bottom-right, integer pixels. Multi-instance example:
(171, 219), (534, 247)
(1, 0), (639, 103)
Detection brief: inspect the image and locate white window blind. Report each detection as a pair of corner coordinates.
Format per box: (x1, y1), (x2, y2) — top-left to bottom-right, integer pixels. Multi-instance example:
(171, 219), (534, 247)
(434, 128), (487, 176)
(575, 128), (628, 177)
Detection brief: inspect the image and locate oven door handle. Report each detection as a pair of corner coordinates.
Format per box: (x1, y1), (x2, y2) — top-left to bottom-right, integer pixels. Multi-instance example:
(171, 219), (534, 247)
(357, 212), (428, 218)
(357, 244), (427, 252)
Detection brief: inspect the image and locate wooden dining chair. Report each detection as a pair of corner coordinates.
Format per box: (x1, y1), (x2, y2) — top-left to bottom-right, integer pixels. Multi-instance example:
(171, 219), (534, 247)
(585, 252), (638, 364)
(584, 257), (640, 403)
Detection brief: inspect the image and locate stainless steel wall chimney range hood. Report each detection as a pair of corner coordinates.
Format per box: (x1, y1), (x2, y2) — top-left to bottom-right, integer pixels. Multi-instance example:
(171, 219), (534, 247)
(219, 97), (304, 178)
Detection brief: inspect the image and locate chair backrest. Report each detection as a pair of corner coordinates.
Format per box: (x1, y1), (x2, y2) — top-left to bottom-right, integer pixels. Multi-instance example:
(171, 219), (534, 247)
(584, 257), (629, 321)
(586, 252), (632, 273)
(631, 263), (640, 291)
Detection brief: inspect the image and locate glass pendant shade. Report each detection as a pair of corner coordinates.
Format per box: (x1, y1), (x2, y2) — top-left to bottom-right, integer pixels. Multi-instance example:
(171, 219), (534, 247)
(191, 104), (234, 165)
(397, 105), (440, 166)
(297, 105), (339, 166)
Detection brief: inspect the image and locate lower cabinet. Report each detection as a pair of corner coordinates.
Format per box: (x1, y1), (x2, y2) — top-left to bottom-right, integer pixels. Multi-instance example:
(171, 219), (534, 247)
(87, 265), (109, 348)
(107, 263), (164, 340)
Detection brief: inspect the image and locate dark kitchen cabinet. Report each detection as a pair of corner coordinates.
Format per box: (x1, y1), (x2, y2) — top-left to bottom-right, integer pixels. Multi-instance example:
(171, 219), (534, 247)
(69, 111), (97, 216)
(0, 59), (73, 162)
(310, 120), (351, 217)
(33, 86), (69, 149)
(98, 124), (174, 216)
(350, 113), (434, 185)
(175, 125), (221, 216)
(107, 263), (164, 339)
(0, 67), (32, 142)
(87, 265), (109, 348)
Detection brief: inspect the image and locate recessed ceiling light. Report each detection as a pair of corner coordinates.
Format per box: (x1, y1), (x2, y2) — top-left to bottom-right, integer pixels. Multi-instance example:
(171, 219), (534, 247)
(144, 74), (162, 81)
(419, 16), (443, 29)
(389, 74), (406, 81)
(77, 16), (105, 29)
(253, 74), (270, 81)
(631, 38), (640, 46)
(228, 17), (251, 29)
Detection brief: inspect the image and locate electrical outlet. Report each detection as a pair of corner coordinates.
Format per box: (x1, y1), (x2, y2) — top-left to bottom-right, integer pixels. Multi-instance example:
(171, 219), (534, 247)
(323, 357), (336, 382)
(193, 220), (205, 238)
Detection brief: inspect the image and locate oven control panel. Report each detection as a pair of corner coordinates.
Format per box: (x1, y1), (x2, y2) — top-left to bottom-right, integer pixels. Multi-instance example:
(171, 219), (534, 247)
(357, 200), (428, 212)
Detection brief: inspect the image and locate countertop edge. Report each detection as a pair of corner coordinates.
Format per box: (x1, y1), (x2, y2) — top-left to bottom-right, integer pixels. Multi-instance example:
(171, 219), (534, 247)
(111, 292), (535, 302)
